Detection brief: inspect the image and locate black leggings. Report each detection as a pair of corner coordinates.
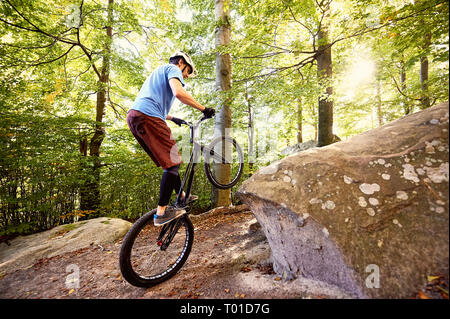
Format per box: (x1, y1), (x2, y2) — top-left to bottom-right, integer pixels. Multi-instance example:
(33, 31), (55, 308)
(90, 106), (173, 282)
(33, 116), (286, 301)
(158, 165), (182, 207)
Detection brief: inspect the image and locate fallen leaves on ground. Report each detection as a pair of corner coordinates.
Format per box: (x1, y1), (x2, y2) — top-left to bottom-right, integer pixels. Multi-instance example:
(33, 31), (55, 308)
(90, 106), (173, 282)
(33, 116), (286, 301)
(192, 210), (252, 231)
(417, 291), (430, 299)
(240, 266), (252, 273)
(416, 273), (449, 299)
(427, 275), (440, 282)
(255, 263), (275, 275)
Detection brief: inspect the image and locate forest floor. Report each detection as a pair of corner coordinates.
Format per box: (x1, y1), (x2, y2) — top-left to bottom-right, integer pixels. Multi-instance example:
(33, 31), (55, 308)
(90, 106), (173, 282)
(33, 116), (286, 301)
(1, 210), (446, 300)
(0, 210), (353, 299)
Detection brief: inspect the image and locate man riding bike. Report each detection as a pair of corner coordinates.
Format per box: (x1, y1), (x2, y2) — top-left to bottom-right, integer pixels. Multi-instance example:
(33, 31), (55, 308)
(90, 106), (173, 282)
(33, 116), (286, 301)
(127, 51), (215, 226)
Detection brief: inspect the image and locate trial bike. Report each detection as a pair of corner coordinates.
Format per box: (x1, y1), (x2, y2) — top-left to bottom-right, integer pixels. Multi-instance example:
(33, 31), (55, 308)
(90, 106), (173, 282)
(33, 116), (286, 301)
(119, 115), (244, 287)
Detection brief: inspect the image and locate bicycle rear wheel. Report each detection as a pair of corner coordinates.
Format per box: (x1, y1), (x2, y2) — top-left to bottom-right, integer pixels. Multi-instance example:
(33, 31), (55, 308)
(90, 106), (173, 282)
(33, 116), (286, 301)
(119, 209), (194, 287)
(204, 136), (244, 189)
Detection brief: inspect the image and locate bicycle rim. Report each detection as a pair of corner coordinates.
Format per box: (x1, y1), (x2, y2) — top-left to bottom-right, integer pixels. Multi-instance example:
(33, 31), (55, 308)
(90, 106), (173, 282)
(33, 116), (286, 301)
(120, 211), (193, 287)
(204, 136), (244, 189)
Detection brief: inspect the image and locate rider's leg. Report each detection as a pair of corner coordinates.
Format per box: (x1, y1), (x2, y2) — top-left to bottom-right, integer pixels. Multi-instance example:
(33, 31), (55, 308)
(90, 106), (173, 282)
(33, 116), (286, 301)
(127, 112), (187, 219)
(156, 164), (183, 216)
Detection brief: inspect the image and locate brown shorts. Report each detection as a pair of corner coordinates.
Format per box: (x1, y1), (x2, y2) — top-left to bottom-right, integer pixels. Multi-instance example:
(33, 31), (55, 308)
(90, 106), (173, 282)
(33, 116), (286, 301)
(127, 109), (182, 169)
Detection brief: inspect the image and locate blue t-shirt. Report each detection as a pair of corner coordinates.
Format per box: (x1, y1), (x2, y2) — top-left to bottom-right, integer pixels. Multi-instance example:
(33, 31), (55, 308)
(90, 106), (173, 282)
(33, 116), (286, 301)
(130, 64), (185, 121)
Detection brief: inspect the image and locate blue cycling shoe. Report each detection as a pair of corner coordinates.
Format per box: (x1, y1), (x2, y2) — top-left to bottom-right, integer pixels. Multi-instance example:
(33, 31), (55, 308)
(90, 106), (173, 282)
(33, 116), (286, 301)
(154, 207), (187, 226)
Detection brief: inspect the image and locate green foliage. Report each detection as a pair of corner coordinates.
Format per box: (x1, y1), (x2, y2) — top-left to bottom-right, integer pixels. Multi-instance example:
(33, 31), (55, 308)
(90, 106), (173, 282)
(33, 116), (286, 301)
(0, 71), (93, 234)
(0, 0), (448, 236)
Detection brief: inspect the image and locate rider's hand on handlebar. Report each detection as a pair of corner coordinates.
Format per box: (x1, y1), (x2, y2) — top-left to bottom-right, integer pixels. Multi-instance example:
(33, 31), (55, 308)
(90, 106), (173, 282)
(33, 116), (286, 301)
(202, 107), (215, 118)
(170, 117), (187, 126)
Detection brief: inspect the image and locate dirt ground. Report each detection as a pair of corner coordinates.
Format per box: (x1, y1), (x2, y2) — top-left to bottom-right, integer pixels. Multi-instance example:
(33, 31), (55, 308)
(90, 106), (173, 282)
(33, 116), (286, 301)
(0, 211), (355, 299)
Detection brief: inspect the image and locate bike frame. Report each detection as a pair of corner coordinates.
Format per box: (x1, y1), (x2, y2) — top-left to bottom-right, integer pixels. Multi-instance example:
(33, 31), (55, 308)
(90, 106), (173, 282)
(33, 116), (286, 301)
(173, 115), (232, 208)
(156, 116), (206, 251)
(173, 116), (208, 209)
(119, 115), (241, 287)
(157, 115), (234, 251)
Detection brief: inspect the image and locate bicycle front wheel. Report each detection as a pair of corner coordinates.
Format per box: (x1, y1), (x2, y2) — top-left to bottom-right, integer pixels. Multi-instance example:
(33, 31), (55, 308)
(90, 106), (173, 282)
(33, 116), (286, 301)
(204, 136), (244, 189)
(119, 209), (194, 287)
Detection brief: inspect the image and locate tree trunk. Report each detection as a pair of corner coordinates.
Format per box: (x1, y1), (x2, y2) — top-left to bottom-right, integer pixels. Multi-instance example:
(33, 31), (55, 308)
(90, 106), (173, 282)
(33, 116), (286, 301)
(316, 4), (333, 147)
(80, 0), (113, 212)
(420, 33), (432, 109)
(297, 98), (303, 144)
(400, 59), (410, 115)
(311, 103), (318, 141)
(245, 83), (254, 177)
(213, 0), (232, 207)
(376, 80), (383, 127)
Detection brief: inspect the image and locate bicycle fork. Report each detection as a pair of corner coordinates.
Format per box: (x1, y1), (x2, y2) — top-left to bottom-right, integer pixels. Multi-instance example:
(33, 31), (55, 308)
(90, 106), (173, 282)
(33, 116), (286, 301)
(156, 217), (184, 251)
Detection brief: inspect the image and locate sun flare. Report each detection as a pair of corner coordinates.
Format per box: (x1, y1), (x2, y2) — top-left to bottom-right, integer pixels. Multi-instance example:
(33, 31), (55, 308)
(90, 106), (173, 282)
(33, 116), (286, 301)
(340, 52), (376, 100)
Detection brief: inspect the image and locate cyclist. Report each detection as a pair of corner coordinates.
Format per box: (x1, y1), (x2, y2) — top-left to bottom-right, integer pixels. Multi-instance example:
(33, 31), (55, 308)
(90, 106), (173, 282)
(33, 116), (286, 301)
(127, 51), (215, 226)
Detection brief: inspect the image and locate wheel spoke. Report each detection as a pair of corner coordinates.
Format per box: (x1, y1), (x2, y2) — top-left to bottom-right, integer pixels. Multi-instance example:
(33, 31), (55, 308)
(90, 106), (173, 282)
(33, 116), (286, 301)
(204, 136), (244, 189)
(120, 212), (193, 285)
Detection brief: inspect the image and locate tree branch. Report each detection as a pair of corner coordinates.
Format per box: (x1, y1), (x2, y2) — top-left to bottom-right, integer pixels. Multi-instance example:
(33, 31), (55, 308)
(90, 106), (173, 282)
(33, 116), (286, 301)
(106, 85), (128, 120)
(390, 75), (422, 101)
(257, 40), (316, 54)
(1, 44), (76, 68)
(0, 38), (58, 50)
(79, 0), (85, 28)
(120, 33), (142, 58)
(330, 0), (447, 47)
(287, 5), (315, 39)
(76, 27), (101, 79)
(236, 51), (287, 59)
(235, 55), (316, 83)
(1, 0), (103, 80)
(3, 0), (78, 46)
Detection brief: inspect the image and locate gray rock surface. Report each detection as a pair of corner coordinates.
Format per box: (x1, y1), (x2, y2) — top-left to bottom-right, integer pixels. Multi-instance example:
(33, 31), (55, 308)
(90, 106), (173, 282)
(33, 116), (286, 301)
(281, 140), (318, 155)
(0, 217), (132, 274)
(237, 102), (449, 298)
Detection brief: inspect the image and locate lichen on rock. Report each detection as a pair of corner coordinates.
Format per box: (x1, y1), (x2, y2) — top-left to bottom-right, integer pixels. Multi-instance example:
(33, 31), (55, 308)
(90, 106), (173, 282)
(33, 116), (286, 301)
(237, 102), (449, 298)
(359, 183), (380, 195)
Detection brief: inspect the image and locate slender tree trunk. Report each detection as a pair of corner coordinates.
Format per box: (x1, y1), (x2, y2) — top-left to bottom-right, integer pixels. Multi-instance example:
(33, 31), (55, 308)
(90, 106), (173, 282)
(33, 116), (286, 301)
(80, 0), (113, 212)
(245, 83), (254, 177)
(316, 4), (333, 147)
(213, 0), (232, 207)
(420, 56), (430, 108)
(376, 80), (383, 127)
(310, 103), (317, 141)
(420, 32), (432, 109)
(400, 59), (410, 115)
(371, 106), (374, 129)
(297, 98), (303, 144)
(7, 180), (18, 227)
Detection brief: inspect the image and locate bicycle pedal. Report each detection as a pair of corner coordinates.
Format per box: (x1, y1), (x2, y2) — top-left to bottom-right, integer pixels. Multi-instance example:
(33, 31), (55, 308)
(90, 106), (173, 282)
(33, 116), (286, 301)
(175, 195), (198, 208)
(186, 195), (198, 204)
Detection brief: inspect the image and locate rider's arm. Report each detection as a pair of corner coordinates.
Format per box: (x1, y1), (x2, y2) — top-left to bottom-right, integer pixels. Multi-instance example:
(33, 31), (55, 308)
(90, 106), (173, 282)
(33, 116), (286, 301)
(169, 78), (206, 112)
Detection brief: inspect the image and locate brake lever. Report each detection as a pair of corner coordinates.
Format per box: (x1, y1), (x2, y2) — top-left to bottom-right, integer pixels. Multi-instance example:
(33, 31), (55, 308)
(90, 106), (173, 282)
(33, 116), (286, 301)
(201, 114), (214, 122)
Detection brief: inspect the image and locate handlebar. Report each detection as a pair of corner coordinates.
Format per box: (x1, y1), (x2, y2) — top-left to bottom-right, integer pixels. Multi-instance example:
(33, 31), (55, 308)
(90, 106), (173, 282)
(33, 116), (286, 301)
(181, 114), (214, 144)
(182, 114), (214, 128)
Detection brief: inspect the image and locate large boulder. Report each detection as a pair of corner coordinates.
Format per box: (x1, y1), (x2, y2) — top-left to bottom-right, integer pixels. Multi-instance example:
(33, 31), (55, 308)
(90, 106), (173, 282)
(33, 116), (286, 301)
(281, 140), (318, 156)
(0, 217), (132, 274)
(237, 102), (449, 298)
